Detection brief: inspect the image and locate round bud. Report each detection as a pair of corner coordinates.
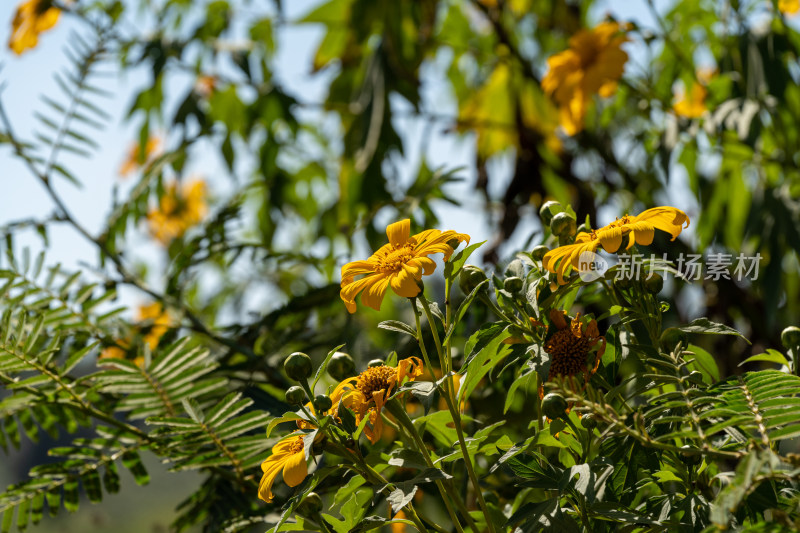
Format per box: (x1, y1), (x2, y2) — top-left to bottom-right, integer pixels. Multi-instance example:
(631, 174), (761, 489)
(531, 245), (549, 261)
(580, 414), (598, 429)
(659, 328), (689, 352)
(313, 394), (333, 413)
(504, 276), (524, 293)
(297, 492), (322, 515)
(367, 359), (385, 368)
(284, 352), (313, 381)
(550, 212), (576, 238)
(680, 445), (702, 466)
(576, 223), (589, 234)
(459, 265), (488, 295)
(481, 490), (499, 506)
(645, 272), (663, 294)
(541, 393), (568, 419)
(327, 352), (356, 381)
(539, 201), (563, 226)
(285, 386), (306, 405)
(614, 277), (632, 291)
(687, 370), (704, 384)
(781, 326), (800, 350)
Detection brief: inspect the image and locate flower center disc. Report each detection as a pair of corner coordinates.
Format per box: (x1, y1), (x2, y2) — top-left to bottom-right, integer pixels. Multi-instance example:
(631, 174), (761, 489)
(289, 437), (304, 454)
(545, 328), (591, 377)
(356, 366), (396, 399)
(378, 245), (414, 273)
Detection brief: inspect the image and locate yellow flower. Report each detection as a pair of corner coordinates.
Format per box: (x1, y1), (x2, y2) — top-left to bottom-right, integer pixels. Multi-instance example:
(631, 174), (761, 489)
(98, 302), (173, 367)
(673, 82), (708, 118)
(340, 219), (469, 313)
(147, 179), (208, 245)
(8, 0), (60, 55)
(119, 137), (161, 177)
(542, 22), (629, 135)
(542, 206), (690, 284)
(258, 434), (308, 503)
(539, 309), (605, 398)
(780, 0), (799, 15)
(328, 358), (423, 444)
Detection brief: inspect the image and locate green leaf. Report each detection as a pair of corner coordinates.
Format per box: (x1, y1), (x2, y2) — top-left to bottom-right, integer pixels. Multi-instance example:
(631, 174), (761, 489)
(678, 318), (750, 344)
(312, 344), (345, 391)
(377, 320), (417, 338)
(738, 349), (790, 368)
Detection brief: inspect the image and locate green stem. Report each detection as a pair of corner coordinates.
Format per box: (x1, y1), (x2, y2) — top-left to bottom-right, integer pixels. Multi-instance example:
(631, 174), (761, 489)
(440, 381), (497, 533)
(423, 288), (496, 532)
(386, 400), (471, 533)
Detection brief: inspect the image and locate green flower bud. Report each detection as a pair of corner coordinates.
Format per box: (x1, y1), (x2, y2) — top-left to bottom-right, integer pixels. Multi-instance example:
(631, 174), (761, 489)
(504, 276), (524, 293)
(645, 272), (663, 294)
(781, 326), (800, 350)
(541, 393), (568, 419)
(459, 265), (487, 295)
(550, 212), (576, 237)
(659, 328), (689, 352)
(539, 201), (563, 226)
(313, 394), (333, 413)
(531, 245), (549, 261)
(327, 352), (356, 381)
(580, 414), (598, 429)
(367, 359), (385, 368)
(285, 386), (306, 405)
(680, 445), (702, 466)
(284, 352), (313, 381)
(297, 492), (323, 515)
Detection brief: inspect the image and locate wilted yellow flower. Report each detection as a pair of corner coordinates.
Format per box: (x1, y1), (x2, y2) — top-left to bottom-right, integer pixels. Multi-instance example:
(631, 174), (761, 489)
(542, 207), (690, 284)
(8, 0), (60, 55)
(328, 358), (423, 444)
(119, 137), (161, 177)
(99, 302), (173, 367)
(539, 309), (605, 399)
(147, 179), (208, 245)
(673, 82), (708, 118)
(340, 219), (469, 313)
(779, 0), (799, 15)
(542, 22), (628, 135)
(257, 434), (308, 503)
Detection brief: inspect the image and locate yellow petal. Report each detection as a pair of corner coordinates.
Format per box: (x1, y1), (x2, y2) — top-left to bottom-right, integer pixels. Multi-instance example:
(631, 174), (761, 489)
(282, 448), (308, 487)
(386, 219), (411, 247)
(390, 265), (422, 298)
(361, 274), (390, 311)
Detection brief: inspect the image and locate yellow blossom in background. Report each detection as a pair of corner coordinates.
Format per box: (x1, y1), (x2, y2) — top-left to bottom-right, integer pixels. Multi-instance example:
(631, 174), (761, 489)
(542, 22), (629, 135)
(98, 302), (173, 367)
(147, 179), (208, 245)
(8, 0), (60, 55)
(258, 434), (308, 503)
(119, 137), (161, 177)
(542, 206), (690, 284)
(673, 82), (708, 118)
(539, 309), (605, 398)
(194, 75), (218, 98)
(391, 510), (408, 533)
(779, 0), (800, 15)
(340, 219), (469, 313)
(329, 358), (423, 444)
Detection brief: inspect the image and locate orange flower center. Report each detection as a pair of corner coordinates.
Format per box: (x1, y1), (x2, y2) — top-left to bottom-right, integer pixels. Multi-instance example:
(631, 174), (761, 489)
(376, 244), (415, 273)
(289, 437), (304, 454)
(545, 328), (592, 378)
(356, 366), (396, 399)
(589, 215), (630, 241)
